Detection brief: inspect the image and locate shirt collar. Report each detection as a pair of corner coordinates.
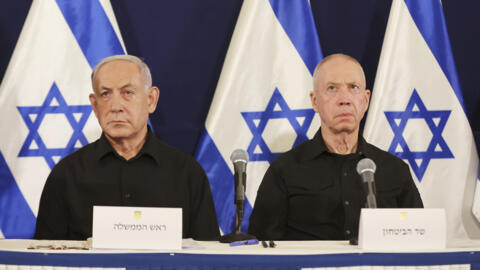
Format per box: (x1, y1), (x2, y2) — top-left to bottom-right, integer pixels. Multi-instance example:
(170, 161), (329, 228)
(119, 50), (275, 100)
(95, 126), (161, 164)
(301, 128), (371, 161)
(301, 128), (328, 161)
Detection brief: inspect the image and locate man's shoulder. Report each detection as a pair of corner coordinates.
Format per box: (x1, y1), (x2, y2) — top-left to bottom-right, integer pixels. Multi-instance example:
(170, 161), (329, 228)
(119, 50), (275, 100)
(41, 139), (100, 182)
(364, 141), (407, 167)
(148, 136), (204, 170)
(150, 136), (195, 159)
(53, 135), (204, 177)
(52, 138), (100, 169)
(363, 141), (412, 180)
(270, 138), (313, 168)
(271, 137), (409, 170)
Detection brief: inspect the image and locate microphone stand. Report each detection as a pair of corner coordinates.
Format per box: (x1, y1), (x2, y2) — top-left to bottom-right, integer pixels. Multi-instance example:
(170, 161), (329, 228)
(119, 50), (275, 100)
(351, 158), (378, 246)
(219, 201), (256, 243)
(220, 150), (257, 243)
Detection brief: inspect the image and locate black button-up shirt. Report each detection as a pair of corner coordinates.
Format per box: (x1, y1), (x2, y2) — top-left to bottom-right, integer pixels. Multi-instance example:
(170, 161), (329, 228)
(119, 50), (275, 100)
(248, 129), (423, 240)
(34, 129), (219, 240)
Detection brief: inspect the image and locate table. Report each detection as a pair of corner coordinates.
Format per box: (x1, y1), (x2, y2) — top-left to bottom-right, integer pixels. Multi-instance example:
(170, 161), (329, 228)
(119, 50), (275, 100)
(1, 239), (480, 270)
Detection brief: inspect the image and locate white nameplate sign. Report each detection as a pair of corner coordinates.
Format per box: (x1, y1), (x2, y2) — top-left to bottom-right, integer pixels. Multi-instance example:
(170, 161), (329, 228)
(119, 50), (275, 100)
(358, 208), (446, 250)
(92, 206), (182, 250)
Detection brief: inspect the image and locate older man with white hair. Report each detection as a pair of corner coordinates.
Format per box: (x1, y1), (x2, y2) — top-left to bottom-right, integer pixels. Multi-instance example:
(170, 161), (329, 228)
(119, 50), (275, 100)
(249, 53), (423, 241)
(34, 55), (219, 241)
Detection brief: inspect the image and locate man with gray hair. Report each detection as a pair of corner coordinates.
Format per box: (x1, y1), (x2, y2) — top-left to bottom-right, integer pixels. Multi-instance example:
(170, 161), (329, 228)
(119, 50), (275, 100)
(34, 55), (219, 240)
(249, 53), (423, 241)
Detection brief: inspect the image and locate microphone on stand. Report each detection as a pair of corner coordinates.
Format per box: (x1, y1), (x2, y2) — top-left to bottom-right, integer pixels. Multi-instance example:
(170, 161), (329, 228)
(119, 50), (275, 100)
(219, 149), (257, 243)
(350, 158), (378, 246)
(356, 158), (377, 208)
(232, 149), (247, 224)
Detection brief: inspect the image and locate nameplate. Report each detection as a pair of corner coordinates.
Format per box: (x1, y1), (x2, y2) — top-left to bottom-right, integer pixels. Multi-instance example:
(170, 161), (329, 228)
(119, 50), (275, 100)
(358, 208), (446, 250)
(92, 206), (182, 250)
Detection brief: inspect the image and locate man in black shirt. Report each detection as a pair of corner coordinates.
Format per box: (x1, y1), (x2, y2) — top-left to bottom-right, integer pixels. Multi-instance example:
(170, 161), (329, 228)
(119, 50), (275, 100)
(34, 55), (219, 240)
(248, 54), (423, 240)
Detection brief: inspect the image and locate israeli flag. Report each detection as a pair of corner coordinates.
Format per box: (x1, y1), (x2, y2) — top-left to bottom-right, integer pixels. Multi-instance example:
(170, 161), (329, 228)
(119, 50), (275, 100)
(0, 0), (125, 238)
(195, 0), (323, 234)
(363, 0), (480, 243)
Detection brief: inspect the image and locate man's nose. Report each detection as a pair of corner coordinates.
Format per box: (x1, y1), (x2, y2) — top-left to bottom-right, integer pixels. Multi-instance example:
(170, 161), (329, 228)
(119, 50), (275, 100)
(110, 92), (124, 112)
(338, 87), (352, 106)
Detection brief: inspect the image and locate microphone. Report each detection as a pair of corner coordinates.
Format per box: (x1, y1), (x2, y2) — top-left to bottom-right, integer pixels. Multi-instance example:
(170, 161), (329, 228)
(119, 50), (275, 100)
(231, 149), (248, 208)
(356, 158), (377, 208)
(219, 149), (256, 243)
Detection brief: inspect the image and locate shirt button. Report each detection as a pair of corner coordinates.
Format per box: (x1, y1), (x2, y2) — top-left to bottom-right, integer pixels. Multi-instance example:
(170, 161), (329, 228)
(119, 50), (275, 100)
(125, 193), (131, 199)
(344, 201), (350, 206)
(343, 172), (347, 176)
(346, 230), (351, 235)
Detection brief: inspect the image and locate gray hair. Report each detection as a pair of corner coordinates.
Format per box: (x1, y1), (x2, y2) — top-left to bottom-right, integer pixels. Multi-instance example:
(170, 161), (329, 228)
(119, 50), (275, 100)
(91, 54), (152, 92)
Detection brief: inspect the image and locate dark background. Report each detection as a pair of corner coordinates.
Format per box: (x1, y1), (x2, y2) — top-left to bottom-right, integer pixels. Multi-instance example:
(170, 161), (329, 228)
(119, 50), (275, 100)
(1, 0), (479, 155)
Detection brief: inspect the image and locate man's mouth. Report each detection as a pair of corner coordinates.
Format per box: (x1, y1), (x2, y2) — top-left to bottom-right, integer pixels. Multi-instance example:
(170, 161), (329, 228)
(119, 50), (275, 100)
(108, 120), (127, 124)
(336, 113), (353, 118)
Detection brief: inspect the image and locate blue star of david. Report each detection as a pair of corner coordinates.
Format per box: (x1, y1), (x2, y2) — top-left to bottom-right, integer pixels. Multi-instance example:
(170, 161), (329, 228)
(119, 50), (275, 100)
(17, 82), (92, 169)
(385, 89), (453, 181)
(241, 88), (315, 164)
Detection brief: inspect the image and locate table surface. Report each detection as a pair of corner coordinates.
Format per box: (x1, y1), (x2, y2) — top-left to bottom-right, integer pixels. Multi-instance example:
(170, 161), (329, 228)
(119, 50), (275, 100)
(2, 239), (480, 270)
(1, 238), (480, 254)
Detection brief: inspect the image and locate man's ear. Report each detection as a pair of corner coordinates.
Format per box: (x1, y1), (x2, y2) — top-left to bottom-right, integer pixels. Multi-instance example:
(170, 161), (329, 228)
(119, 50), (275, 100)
(309, 91), (319, 113)
(147, 86), (160, 113)
(89, 93), (98, 117)
(364, 89), (371, 110)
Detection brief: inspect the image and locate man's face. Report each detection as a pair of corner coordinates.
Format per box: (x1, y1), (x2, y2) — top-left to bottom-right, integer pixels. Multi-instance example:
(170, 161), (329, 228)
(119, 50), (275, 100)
(90, 60), (158, 142)
(310, 57), (370, 135)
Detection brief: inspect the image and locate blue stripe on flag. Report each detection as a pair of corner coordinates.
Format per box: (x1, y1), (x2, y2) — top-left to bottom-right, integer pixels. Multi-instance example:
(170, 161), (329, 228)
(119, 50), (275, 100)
(404, 0), (465, 113)
(196, 130), (253, 234)
(55, 0), (125, 68)
(268, 0), (323, 75)
(0, 152), (36, 238)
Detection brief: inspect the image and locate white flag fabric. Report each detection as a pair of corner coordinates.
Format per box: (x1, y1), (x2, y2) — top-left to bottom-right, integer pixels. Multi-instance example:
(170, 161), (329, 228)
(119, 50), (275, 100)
(0, 0), (125, 238)
(195, 0), (323, 234)
(363, 0), (480, 243)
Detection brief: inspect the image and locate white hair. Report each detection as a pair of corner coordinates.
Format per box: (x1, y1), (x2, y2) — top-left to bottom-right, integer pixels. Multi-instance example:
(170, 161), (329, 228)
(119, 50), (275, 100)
(91, 54), (152, 92)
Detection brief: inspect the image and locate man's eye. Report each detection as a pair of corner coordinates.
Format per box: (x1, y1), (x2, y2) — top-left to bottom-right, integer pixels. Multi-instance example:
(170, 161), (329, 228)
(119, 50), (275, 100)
(327, 85), (336, 91)
(100, 92), (109, 97)
(351, 85), (361, 93)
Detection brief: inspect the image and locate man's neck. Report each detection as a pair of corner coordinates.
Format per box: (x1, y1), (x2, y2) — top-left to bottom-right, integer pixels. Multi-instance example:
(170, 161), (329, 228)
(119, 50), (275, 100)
(321, 127), (359, 155)
(105, 128), (148, 160)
